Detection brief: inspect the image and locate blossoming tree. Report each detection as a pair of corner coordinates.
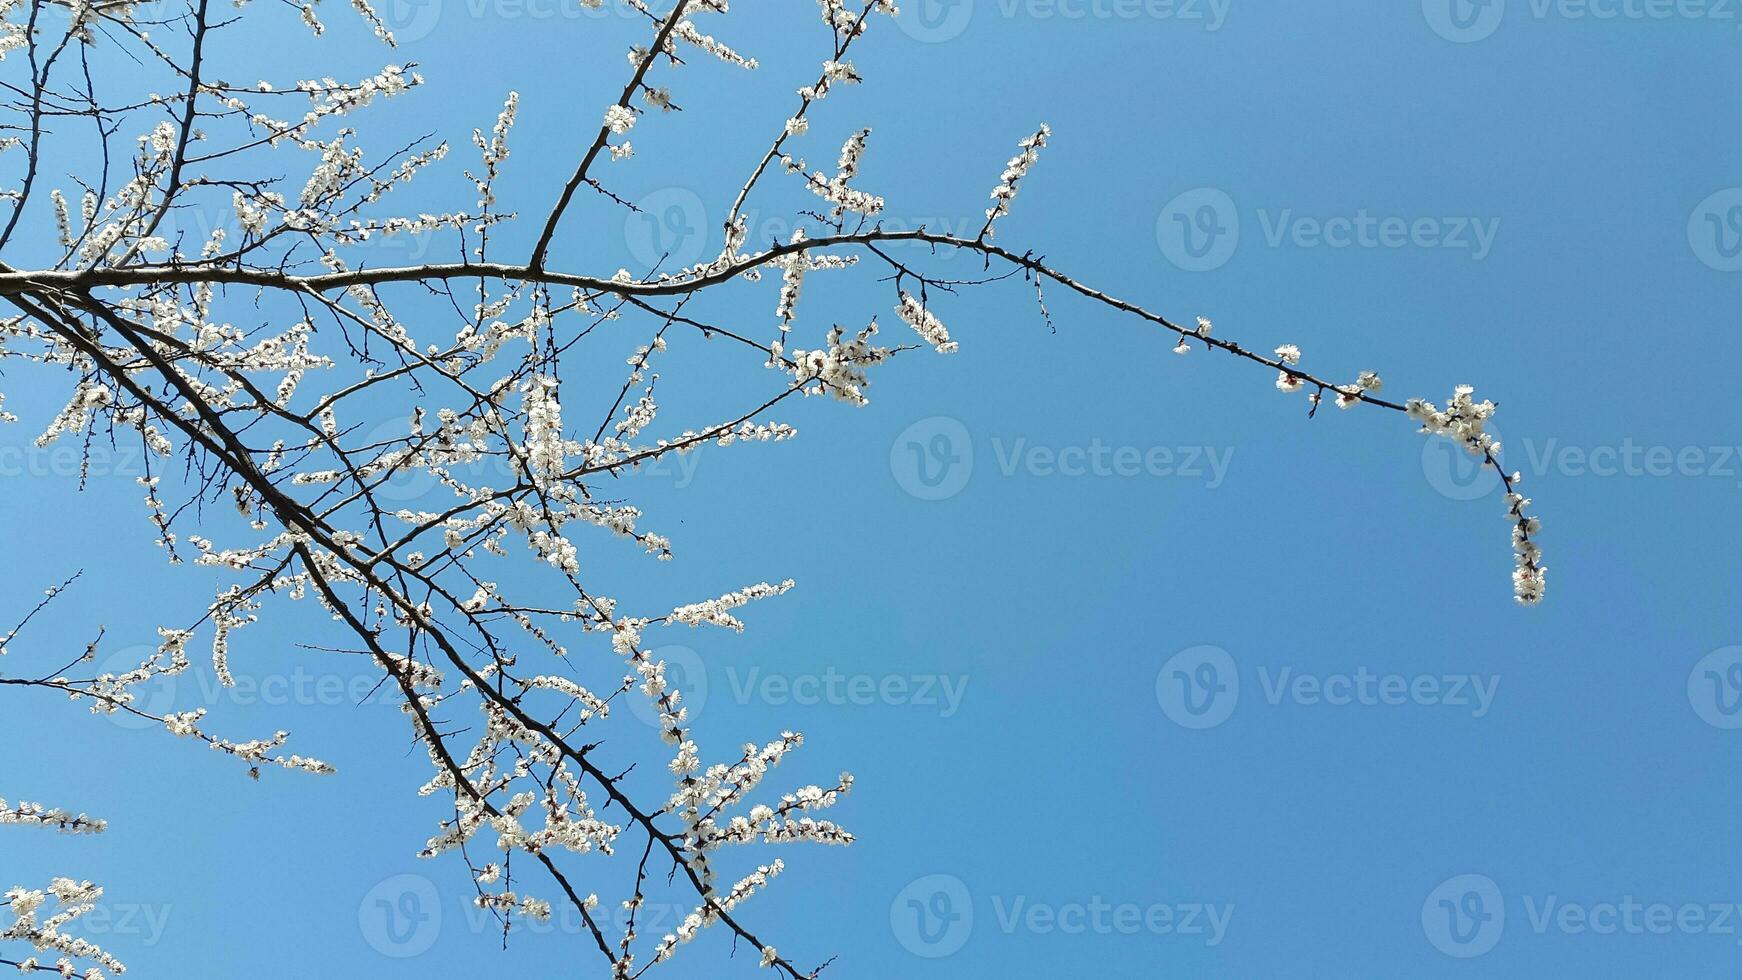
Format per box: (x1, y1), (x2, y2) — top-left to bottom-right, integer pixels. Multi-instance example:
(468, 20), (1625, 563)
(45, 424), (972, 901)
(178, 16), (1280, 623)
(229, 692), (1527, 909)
(0, 1), (1545, 975)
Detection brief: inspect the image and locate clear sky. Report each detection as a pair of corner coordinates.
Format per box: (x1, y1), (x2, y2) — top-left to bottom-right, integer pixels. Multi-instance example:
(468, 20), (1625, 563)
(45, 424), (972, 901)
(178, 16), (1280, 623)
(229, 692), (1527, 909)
(4, 1), (1740, 977)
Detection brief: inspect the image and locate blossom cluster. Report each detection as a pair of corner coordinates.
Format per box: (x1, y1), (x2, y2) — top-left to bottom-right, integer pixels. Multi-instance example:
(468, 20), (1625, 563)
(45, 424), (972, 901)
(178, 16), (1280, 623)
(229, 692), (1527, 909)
(2, 879), (124, 978)
(0, 800), (106, 836)
(1409, 387), (1546, 604)
(984, 123), (1052, 236)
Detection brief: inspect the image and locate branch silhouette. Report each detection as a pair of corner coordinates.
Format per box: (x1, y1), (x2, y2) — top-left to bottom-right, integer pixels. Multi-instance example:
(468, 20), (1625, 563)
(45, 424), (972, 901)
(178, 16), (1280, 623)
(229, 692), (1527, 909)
(0, 1), (1544, 976)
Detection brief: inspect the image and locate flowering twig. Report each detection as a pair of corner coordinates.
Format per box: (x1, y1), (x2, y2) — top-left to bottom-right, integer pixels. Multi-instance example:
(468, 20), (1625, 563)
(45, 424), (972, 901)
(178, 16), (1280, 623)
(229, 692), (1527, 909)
(0, 1), (1546, 976)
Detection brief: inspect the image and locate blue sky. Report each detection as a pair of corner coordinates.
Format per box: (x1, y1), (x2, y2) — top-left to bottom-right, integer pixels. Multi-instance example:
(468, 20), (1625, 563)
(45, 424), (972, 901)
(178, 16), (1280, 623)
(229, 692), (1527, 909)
(3, 1), (1741, 977)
